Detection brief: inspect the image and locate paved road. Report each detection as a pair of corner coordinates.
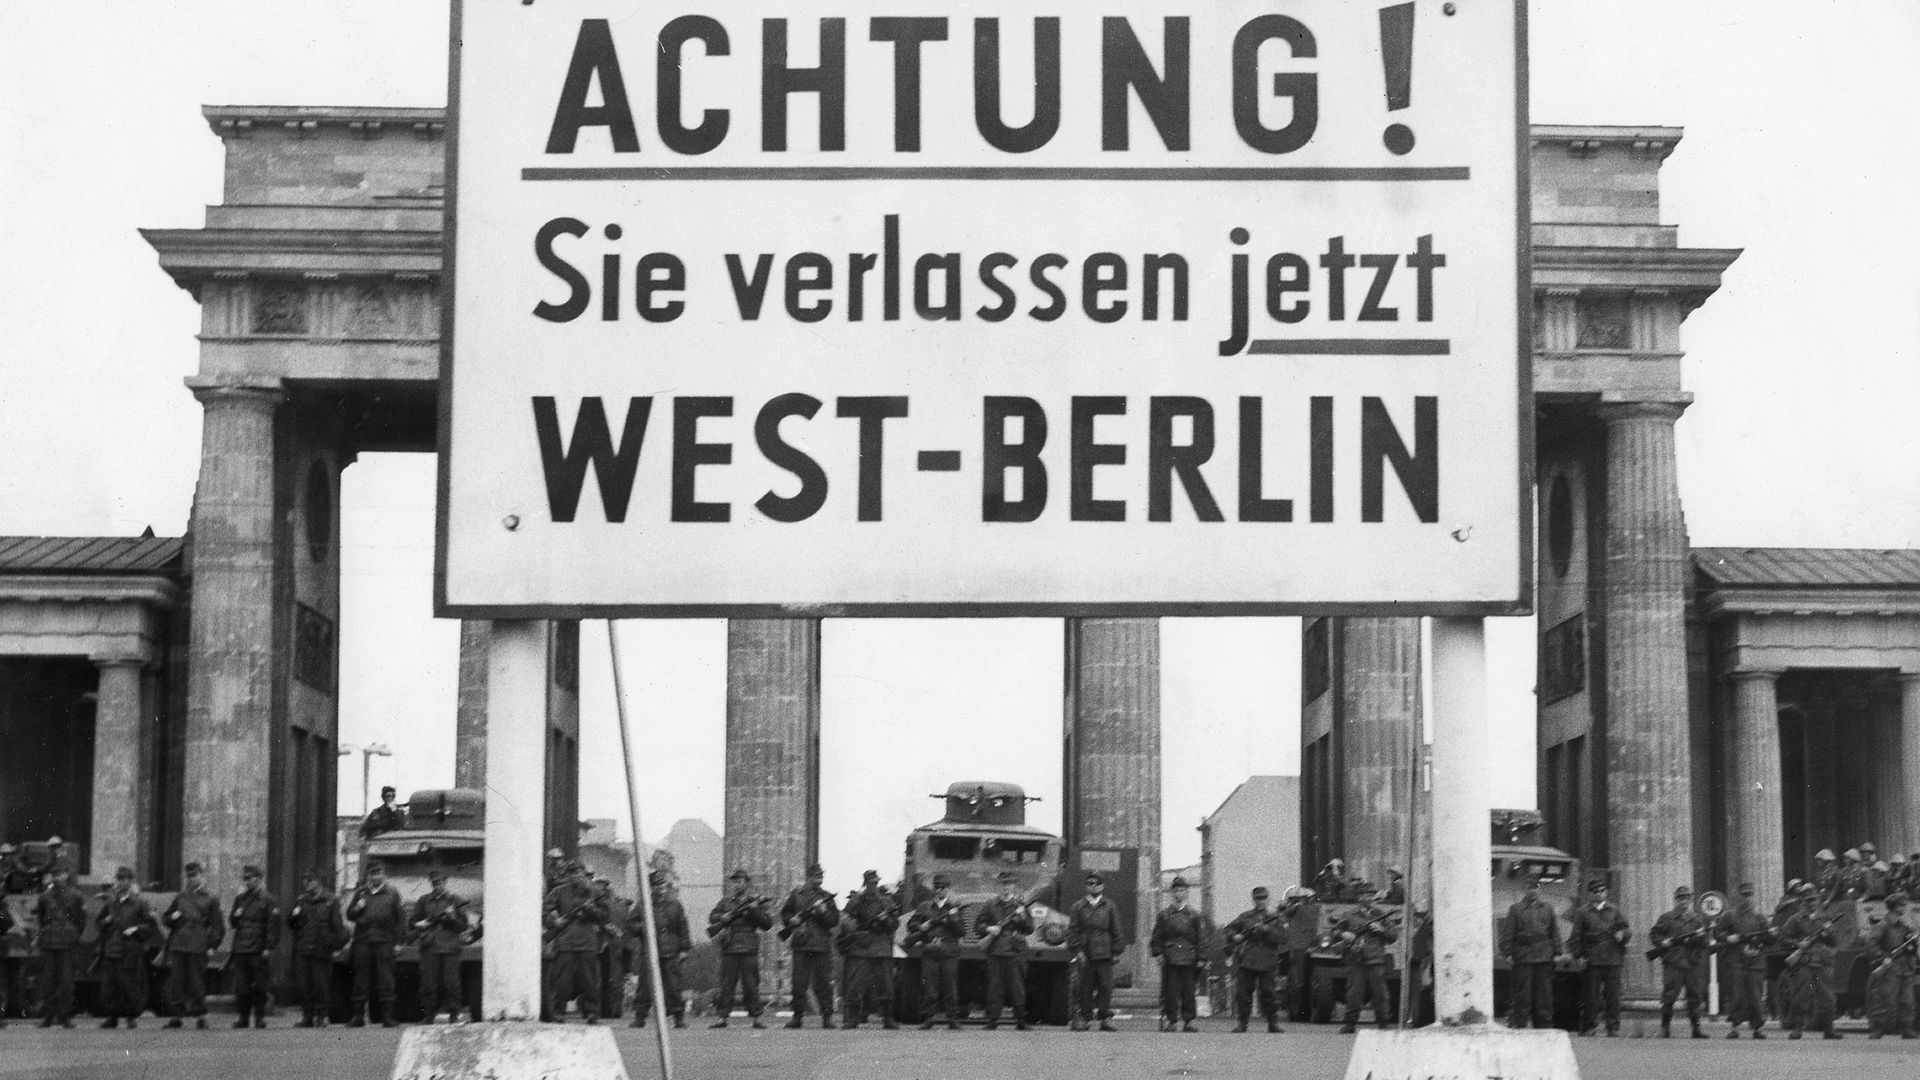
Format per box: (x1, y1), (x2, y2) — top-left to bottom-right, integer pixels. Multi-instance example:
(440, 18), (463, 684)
(2, 1018), (1916, 1080)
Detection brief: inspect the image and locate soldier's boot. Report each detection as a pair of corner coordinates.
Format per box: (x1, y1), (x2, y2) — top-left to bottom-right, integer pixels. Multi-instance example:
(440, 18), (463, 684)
(100, 1018), (119, 1029)
(1750, 1028), (1765, 1039)
(1691, 1023), (1708, 1039)
(1233, 1019), (1249, 1033)
(1658, 1006), (1672, 1038)
(881, 1016), (899, 1030)
(164, 1016), (183, 1029)
(1015, 1019), (1031, 1031)
(918, 1018), (935, 1030)
(1072, 1017), (1090, 1032)
(195, 1015), (208, 1029)
(784, 1014), (804, 1029)
(1267, 1018), (1284, 1034)
(708, 1018), (728, 1028)
(986, 1016), (1000, 1031)
(1099, 1018), (1117, 1032)
(232, 1015), (250, 1029)
(819, 1013), (832, 1029)
(1823, 1028), (1843, 1040)
(348, 1009), (366, 1028)
(1725, 1027), (1740, 1039)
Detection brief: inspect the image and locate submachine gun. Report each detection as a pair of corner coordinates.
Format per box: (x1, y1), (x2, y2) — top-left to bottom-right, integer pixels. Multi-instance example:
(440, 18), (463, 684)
(778, 892), (834, 942)
(1336, 905), (1402, 946)
(706, 896), (771, 939)
(1781, 911), (1848, 971)
(904, 902), (965, 951)
(1871, 927), (1920, 976)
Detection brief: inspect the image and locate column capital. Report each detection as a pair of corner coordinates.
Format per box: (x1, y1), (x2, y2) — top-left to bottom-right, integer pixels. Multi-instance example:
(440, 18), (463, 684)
(1727, 667), (1784, 684)
(89, 654), (149, 670)
(186, 374), (285, 412)
(1595, 393), (1691, 426)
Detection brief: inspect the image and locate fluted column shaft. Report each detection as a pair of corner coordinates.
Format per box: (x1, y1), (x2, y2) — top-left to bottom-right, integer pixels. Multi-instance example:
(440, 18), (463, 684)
(1065, 617), (1161, 992)
(1596, 399), (1693, 999)
(89, 659), (148, 877)
(1337, 617), (1421, 888)
(724, 618), (821, 1001)
(1899, 674), (1920, 857)
(1726, 670), (1783, 895)
(454, 621), (491, 789)
(182, 376), (284, 892)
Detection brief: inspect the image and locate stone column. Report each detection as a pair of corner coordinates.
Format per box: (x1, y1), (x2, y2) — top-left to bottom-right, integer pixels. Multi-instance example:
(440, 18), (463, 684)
(89, 658), (149, 878)
(724, 618), (821, 1003)
(1337, 618), (1421, 888)
(182, 375), (284, 892)
(453, 621), (491, 789)
(1595, 398), (1692, 999)
(1065, 617), (1161, 993)
(1725, 669), (1783, 894)
(1898, 673), (1920, 857)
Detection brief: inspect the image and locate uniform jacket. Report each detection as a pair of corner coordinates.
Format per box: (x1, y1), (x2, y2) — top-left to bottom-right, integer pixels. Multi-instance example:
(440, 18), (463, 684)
(1500, 896), (1562, 964)
(32, 882), (87, 951)
(359, 803), (407, 839)
(228, 888), (282, 954)
(629, 895), (691, 958)
(288, 889), (348, 958)
(411, 889), (472, 955)
(1067, 897), (1127, 962)
(1222, 907), (1286, 972)
(707, 894), (773, 956)
(1865, 913), (1916, 976)
(347, 882), (407, 945)
(1334, 904), (1400, 966)
(1649, 907), (1709, 970)
(779, 886), (840, 954)
(163, 886), (225, 954)
(908, 897), (966, 960)
(974, 897), (1032, 958)
(1569, 902), (1631, 967)
(1717, 906), (1772, 971)
(544, 880), (610, 953)
(843, 890), (900, 959)
(95, 890), (158, 960)
(1150, 904), (1209, 967)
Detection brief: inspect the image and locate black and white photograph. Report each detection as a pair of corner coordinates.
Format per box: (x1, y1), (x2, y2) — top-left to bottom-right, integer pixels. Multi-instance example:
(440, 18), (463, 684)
(0, 3), (1916, 1078)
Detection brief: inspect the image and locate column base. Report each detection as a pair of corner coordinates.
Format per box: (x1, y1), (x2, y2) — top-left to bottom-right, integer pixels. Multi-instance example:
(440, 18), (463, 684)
(392, 1023), (628, 1080)
(1343, 1025), (1581, 1080)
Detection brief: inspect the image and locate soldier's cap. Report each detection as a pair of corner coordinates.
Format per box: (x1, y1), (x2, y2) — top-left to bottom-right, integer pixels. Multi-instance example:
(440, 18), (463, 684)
(365, 859), (386, 874)
(997, 870), (1019, 884)
(728, 868), (751, 882)
(1587, 879), (1608, 893)
(1843, 847), (1862, 861)
(1673, 886), (1693, 898)
(1251, 886), (1270, 898)
(48, 835), (63, 845)
(183, 861), (204, 875)
(1387, 867), (1404, 879)
(1738, 882), (1755, 895)
(1785, 877), (1805, 893)
(1170, 876), (1190, 890)
(381, 786), (396, 797)
(1814, 848), (1836, 862)
(0, 842), (15, 855)
(1793, 881), (1816, 897)
(863, 869), (880, 882)
(931, 873), (952, 888)
(428, 869), (448, 882)
(115, 866), (134, 880)
(1084, 871), (1105, 885)
(806, 863), (824, 877)
(648, 869), (670, 887)
(242, 864), (264, 878)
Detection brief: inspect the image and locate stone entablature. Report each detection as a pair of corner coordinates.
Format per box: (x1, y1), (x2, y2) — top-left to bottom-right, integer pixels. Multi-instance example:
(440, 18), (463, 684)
(0, 575), (179, 665)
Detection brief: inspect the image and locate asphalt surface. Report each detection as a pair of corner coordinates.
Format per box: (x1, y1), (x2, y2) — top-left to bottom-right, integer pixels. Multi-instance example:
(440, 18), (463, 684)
(2, 1016), (1918, 1080)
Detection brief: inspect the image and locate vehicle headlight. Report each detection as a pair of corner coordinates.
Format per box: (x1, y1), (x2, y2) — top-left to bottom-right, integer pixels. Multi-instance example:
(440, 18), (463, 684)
(1028, 903), (1052, 920)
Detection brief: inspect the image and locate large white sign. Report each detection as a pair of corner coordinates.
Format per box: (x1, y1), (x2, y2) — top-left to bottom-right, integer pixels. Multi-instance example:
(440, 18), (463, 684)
(439, 0), (1527, 616)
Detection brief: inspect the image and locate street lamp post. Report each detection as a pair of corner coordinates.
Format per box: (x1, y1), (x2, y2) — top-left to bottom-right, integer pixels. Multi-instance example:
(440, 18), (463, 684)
(361, 742), (392, 814)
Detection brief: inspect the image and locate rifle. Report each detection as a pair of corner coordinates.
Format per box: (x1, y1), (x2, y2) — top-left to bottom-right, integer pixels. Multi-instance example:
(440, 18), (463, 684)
(1645, 922), (1711, 962)
(778, 891), (833, 942)
(980, 900), (1031, 943)
(706, 896), (770, 939)
(1228, 907), (1289, 947)
(546, 896), (605, 942)
(904, 903), (964, 950)
(1781, 911), (1848, 971)
(1870, 928), (1919, 976)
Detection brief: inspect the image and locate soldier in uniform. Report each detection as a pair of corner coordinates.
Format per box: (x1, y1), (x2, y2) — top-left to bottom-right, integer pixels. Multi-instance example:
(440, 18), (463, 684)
(1334, 882), (1399, 1033)
(706, 868), (772, 1028)
(30, 863), (85, 1028)
(1810, 849), (1841, 898)
(161, 861), (223, 1027)
(908, 873), (966, 1029)
(1222, 885), (1286, 1033)
(841, 870), (900, 1029)
(359, 786), (407, 840)
(1864, 890), (1917, 1039)
(1313, 859), (1352, 903)
(631, 869), (691, 1029)
(0, 870), (13, 1027)
(588, 878), (626, 1020)
(287, 868), (346, 1028)
(1649, 885), (1710, 1038)
(43, 837), (73, 878)
(1499, 878), (1562, 1030)
(227, 864), (281, 1029)
(1150, 876), (1208, 1032)
(1716, 882), (1772, 1038)
(94, 867), (157, 1028)
(975, 870), (1032, 1030)
(545, 860), (610, 1024)
(778, 863), (839, 1029)
(1380, 868), (1407, 906)
(1778, 881), (1840, 1039)
(1067, 871), (1125, 1032)
(1569, 878), (1629, 1036)
(347, 859), (406, 1027)
(411, 868), (471, 1024)
(0, 841), (32, 893)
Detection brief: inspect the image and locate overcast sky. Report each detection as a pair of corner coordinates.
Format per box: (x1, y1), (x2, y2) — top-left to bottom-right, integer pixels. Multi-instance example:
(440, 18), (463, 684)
(2, 3), (1915, 888)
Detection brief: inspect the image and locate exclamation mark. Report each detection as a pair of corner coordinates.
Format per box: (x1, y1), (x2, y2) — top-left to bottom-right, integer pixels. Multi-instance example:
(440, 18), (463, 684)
(1380, 3), (1416, 155)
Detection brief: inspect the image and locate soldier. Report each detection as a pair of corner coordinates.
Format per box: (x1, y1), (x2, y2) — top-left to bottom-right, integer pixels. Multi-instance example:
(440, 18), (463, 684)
(591, 877), (627, 1020)
(160, 861), (224, 1028)
(1150, 875), (1209, 1032)
(705, 868), (771, 1029)
(0, 841), (32, 893)
(93, 867), (157, 1028)
(347, 859), (406, 1027)
(359, 786), (407, 840)
(1067, 871), (1125, 1032)
(1864, 890), (1917, 1039)
(227, 864), (281, 1029)
(0, 872), (12, 1027)
(1778, 881), (1840, 1039)
(631, 869), (691, 1029)
(907, 873), (966, 1029)
(411, 868), (471, 1024)
(545, 860), (610, 1024)
(1334, 882), (1399, 1033)
(30, 863), (85, 1028)
(287, 868), (346, 1028)
(1313, 859), (1352, 902)
(841, 870), (900, 1030)
(778, 863), (839, 1029)
(1380, 868), (1407, 906)
(976, 870), (1032, 1031)
(1715, 882), (1771, 1038)
(1649, 885), (1710, 1038)
(1222, 885), (1286, 1033)
(43, 837), (74, 878)
(1499, 878), (1562, 1030)
(1568, 878), (1629, 1036)
(1890, 854), (1913, 898)
(1811, 849), (1840, 898)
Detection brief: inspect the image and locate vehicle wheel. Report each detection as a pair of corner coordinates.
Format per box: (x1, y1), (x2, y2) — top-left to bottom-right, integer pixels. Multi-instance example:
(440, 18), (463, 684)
(1310, 972), (1336, 1025)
